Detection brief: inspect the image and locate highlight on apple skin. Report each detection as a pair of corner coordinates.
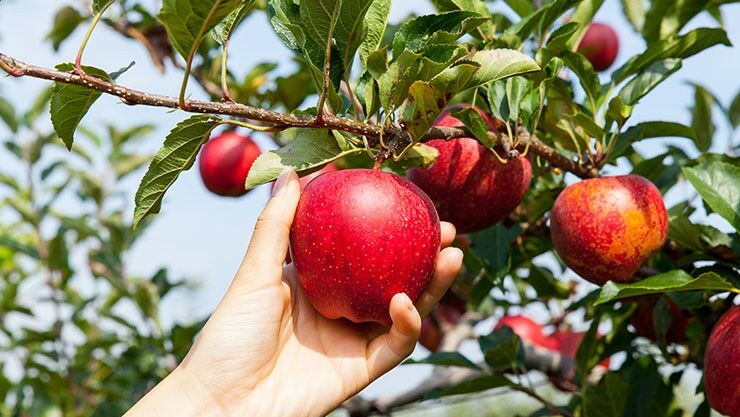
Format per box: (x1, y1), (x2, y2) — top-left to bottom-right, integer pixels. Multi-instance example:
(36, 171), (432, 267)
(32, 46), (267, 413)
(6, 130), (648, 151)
(289, 169), (441, 325)
(199, 130), (261, 197)
(577, 22), (620, 72)
(703, 305), (739, 416)
(409, 105), (532, 234)
(550, 175), (668, 286)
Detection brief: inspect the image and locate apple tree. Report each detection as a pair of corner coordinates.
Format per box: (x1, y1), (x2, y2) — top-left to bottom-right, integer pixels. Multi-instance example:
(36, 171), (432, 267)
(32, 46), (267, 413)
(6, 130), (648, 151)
(0, 0), (738, 416)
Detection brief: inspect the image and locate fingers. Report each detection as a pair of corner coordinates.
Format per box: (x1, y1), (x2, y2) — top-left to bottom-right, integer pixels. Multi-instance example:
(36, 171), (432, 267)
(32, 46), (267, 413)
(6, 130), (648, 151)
(415, 247), (464, 318)
(365, 293), (421, 381)
(237, 169), (301, 285)
(440, 222), (456, 248)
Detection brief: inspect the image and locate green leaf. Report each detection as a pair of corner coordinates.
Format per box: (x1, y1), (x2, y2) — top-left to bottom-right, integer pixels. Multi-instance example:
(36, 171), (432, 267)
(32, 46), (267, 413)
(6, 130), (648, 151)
(729, 90), (740, 129)
(133, 115), (221, 228)
(595, 271), (736, 306)
(429, 0), (495, 36)
(487, 81), (509, 124)
(301, 0), (376, 77)
(682, 160), (740, 230)
(246, 129), (362, 189)
(688, 83), (716, 152)
(582, 373), (629, 417)
(398, 81), (442, 141)
(359, 0), (391, 66)
(379, 45), (466, 110)
(392, 11), (487, 58)
(404, 352), (480, 369)
(643, 0), (712, 43)
(502, 0), (534, 18)
(527, 266), (571, 299)
(157, 0), (244, 59)
(211, 1), (255, 44)
(619, 59), (683, 106)
(470, 224), (522, 279)
(611, 121), (696, 160)
(506, 0), (579, 40)
(450, 106), (493, 146)
(50, 64), (112, 150)
(564, 0), (606, 51)
(480, 326), (524, 369)
(431, 49), (540, 95)
(560, 51), (600, 110)
(612, 28), (731, 84)
(621, 0), (646, 32)
(92, 0), (113, 14)
(505, 76), (531, 124)
(0, 96), (18, 133)
(46, 6), (86, 52)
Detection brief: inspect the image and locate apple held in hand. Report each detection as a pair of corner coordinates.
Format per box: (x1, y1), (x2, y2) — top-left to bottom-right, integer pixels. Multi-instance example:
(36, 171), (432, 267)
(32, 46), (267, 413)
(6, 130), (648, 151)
(409, 105), (532, 234)
(290, 169), (441, 325)
(704, 305), (739, 416)
(550, 176), (668, 285)
(495, 315), (555, 349)
(199, 131), (261, 197)
(577, 22), (620, 72)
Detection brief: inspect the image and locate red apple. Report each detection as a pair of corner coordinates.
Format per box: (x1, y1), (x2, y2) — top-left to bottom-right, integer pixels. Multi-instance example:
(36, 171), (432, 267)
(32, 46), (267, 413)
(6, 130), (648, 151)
(408, 106), (532, 234)
(550, 176), (668, 285)
(199, 131), (261, 197)
(419, 318), (442, 352)
(630, 297), (689, 343)
(419, 292), (467, 351)
(495, 315), (555, 349)
(704, 305), (739, 416)
(551, 330), (610, 368)
(577, 22), (619, 72)
(290, 169), (441, 325)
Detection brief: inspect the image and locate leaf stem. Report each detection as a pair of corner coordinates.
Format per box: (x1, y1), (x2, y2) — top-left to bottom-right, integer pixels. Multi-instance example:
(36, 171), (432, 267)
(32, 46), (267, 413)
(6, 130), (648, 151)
(75, 0), (115, 75)
(178, 3), (223, 110)
(221, 42), (236, 103)
(316, 2), (342, 122)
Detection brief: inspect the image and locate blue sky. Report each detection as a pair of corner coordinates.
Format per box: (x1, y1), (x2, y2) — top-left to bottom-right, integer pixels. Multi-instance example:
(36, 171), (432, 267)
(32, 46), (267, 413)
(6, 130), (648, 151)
(0, 0), (737, 401)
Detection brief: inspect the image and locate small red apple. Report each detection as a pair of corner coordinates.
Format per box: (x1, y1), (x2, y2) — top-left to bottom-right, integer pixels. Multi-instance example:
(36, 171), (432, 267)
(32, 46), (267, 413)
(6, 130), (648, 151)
(419, 318), (442, 352)
(408, 105), (532, 234)
(550, 176), (668, 285)
(577, 22), (620, 72)
(495, 315), (555, 349)
(199, 131), (261, 197)
(550, 330), (610, 368)
(704, 305), (739, 416)
(290, 169), (441, 325)
(419, 292), (467, 352)
(630, 297), (689, 343)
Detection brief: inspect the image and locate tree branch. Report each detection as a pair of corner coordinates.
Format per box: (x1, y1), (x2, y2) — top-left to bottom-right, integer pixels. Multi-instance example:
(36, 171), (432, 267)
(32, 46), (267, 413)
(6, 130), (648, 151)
(0, 53), (598, 179)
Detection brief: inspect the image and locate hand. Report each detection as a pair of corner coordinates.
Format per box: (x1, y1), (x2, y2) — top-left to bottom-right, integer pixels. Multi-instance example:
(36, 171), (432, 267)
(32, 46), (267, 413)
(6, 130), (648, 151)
(125, 170), (464, 417)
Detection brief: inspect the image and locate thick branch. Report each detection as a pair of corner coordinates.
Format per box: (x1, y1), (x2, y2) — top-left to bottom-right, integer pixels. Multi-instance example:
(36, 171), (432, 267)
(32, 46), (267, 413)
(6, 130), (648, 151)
(0, 53), (597, 178)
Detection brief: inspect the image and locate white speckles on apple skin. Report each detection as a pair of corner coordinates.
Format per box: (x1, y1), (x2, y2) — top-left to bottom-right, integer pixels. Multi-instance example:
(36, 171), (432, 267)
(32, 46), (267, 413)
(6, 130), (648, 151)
(290, 169), (441, 325)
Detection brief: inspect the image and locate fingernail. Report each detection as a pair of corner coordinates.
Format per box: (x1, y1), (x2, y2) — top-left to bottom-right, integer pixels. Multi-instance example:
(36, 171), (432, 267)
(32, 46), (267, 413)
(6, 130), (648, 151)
(272, 169), (293, 197)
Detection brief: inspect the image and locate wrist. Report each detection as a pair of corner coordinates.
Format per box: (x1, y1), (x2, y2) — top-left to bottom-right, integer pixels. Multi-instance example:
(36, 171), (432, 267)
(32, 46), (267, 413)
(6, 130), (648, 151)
(124, 366), (225, 417)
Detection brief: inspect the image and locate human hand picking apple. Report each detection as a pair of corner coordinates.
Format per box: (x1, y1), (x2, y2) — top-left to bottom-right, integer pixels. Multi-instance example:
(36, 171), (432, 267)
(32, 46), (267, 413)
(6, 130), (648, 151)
(125, 169), (464, 417)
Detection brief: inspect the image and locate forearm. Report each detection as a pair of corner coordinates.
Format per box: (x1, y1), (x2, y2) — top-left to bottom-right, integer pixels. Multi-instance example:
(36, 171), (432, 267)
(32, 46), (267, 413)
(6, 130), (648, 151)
(124, 367), (225, 417)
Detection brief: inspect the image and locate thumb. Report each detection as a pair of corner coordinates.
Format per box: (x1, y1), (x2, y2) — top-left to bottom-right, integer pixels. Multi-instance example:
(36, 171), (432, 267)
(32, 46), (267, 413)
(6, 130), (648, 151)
(237, 169), (300, 285)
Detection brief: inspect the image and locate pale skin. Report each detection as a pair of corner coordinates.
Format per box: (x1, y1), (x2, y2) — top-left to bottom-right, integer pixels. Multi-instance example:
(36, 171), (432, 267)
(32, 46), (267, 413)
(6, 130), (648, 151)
(125, 170), (464, 417)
